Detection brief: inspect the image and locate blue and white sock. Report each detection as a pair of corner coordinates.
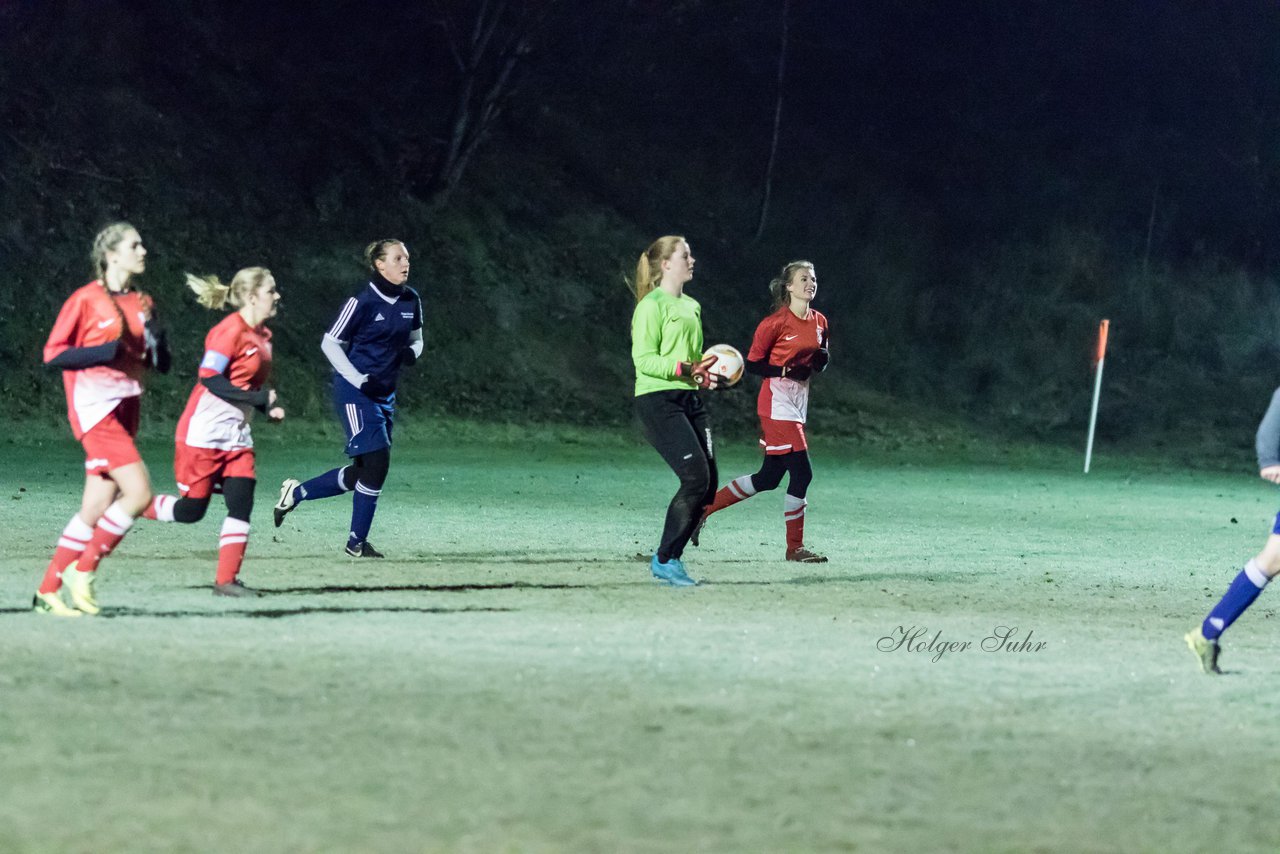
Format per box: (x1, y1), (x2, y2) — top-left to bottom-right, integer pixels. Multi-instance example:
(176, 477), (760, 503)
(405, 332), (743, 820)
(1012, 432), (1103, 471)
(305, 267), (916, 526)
(346, 480), (382, 548)
(1202, 559), (1270, 641)
(296, 466), (353, 503)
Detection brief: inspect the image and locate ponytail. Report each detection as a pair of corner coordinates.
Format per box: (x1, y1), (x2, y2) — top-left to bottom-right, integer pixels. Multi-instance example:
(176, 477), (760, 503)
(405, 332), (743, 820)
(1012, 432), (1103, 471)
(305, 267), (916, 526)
(186, 267), (271, 311)
(186, 273), (230, 309)
(768, 260), (814, 309)
(630, 254), (656, 303)
(629, 235), (686, 304)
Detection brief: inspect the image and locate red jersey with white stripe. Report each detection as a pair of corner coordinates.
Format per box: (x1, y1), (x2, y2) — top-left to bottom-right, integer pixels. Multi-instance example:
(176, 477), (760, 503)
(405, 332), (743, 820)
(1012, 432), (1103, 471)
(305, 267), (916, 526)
(44, 281), (151, 439)
(176, 312), (273, 450)
(747, 305), (829, 423)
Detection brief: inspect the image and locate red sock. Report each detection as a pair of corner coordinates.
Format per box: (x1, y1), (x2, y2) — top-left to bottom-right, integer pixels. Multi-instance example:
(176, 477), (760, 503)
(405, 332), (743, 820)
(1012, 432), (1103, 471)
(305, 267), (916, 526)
(78, 502), (135, 574)
(215, 518), (251, 585)
(784, 495), (807, 550)
(141, 494), (177, 522)
(38, 515), (94, 594)
(706, 475), (757, 517)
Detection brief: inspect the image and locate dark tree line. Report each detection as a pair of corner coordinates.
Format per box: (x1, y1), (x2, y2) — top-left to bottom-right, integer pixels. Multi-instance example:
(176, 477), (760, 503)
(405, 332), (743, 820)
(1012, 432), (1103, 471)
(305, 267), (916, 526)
(5, 0), (1280, 440)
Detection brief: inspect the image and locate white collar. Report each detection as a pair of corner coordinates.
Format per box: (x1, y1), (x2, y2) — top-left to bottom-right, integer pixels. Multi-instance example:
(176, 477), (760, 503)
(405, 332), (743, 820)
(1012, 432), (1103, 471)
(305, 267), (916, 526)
(367, 281), (400, 305)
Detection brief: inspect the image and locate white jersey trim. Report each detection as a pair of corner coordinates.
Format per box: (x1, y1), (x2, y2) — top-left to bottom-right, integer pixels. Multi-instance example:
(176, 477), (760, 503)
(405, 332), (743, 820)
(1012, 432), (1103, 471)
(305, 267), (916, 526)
(766, 376), (810, 423)
(183, 388), (254, 450)
(72, 371), (142, 435)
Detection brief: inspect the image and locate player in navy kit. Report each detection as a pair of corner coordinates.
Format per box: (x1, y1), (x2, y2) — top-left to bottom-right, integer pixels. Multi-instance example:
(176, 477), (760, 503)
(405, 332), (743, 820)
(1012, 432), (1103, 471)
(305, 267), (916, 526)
(273, 239), (423, 557)
(1185, 388), (1280, 674)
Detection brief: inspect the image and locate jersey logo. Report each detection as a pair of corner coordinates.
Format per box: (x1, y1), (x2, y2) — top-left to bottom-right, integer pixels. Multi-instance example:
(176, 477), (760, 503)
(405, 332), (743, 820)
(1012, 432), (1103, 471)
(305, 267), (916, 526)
(97, 318), (115, 329)
(374, 312), (386, 322)
(400, 312), (414, 319)
(244, 347), (258, 356)
(783, 334), (798, 341)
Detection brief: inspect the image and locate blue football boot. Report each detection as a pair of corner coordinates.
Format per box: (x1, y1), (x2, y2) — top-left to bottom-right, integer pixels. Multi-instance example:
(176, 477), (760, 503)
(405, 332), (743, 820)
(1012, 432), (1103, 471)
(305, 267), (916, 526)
(650, 554), (698, 587)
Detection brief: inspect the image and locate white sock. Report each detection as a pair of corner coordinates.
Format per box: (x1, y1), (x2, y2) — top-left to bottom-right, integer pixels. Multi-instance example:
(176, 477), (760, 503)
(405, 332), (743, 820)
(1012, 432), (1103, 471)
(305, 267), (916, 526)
(1245, 558), (1271, 589)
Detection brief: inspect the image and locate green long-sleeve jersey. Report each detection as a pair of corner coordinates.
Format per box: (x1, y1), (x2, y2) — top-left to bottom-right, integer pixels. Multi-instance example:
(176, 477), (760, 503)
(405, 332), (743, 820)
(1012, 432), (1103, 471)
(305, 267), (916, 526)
(630, 287), (704, 396)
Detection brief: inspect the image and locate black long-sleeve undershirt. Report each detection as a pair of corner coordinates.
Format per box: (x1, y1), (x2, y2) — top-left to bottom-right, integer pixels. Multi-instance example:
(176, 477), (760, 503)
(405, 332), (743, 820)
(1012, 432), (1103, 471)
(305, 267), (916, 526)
(201, 374), (270, 411)
(745, 347), (830, 380)
(146, 324), (171, 374)
(45, 341), (120, 370)
(745, 358), (785, 378)
(45, 323), (171, 373)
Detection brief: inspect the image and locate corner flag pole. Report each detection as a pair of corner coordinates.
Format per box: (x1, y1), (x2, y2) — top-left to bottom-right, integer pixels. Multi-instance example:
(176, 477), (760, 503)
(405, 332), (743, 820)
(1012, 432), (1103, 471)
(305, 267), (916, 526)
(1084, 319), (1110, 474)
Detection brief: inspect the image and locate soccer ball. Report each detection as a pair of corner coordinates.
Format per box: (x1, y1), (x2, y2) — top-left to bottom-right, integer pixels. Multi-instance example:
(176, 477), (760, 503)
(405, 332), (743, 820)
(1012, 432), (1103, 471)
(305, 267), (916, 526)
(704, 343), (744, 387)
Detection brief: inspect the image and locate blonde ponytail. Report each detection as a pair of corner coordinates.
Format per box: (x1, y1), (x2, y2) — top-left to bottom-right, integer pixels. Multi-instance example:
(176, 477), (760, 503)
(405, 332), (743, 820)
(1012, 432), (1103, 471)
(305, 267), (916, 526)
(186, 273), (230, 309)
(630, 235), (686, 303)
(185, 267), (273, 311)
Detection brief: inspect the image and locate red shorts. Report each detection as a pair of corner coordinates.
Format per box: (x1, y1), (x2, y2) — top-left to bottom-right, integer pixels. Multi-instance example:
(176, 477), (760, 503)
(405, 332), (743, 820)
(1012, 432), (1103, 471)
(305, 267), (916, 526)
(175, 445), (256, 499)
(81, 398), (142, 477)
(759, 417), (807, 456)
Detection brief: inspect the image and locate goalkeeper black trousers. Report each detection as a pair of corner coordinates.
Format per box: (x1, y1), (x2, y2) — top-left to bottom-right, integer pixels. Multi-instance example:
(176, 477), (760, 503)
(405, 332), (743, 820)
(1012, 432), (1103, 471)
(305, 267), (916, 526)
(634, 389), (718, 561)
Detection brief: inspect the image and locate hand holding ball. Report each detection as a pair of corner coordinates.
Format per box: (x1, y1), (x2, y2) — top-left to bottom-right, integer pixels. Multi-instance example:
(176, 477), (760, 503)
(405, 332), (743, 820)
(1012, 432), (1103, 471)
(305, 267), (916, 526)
(681, 354), (721, 389)
(703, 343), (744, 388)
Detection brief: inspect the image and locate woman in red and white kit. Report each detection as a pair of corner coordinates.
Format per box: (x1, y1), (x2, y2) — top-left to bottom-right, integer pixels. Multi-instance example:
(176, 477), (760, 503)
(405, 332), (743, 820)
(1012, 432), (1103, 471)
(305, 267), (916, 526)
(143, 267), (285, 596)
(694, 260), (830, 562)
(35, 222), (170, 616)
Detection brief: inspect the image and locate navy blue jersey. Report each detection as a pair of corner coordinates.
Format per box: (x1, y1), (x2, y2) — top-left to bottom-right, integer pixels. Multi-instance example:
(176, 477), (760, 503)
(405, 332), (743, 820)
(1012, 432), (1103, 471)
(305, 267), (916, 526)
(326, 283), (423, 389)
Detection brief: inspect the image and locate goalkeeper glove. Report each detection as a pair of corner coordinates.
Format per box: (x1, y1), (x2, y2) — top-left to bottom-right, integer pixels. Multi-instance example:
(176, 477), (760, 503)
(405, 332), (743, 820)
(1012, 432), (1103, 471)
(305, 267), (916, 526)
(677, 354), (721, 389)
(781, 363), (812, 381)
(359, 376), (394, 399)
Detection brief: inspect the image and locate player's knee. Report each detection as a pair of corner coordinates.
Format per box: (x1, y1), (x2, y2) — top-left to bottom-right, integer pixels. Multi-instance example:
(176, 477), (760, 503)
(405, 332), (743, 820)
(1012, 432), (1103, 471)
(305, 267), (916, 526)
(81, 494), (113, 522)
(120, 487), (153, 517)
(173, 497), (210, 523)
(340, 465), (358, 491)
(222, 478), (255, 522)
(677, 461), (711, 497)
(1254, 551), (1280, 576)
(752, 458), (787, 492)
(1255, 533), (1280, 574)
(752, 470), (784, 492)
(784, 455), (813, 495)
(356, 449), (390, 489)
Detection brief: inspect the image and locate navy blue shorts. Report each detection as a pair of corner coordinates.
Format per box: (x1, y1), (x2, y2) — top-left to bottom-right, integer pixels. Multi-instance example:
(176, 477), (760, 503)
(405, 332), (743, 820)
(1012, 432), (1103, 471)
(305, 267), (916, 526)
(332, 377), (395, 457)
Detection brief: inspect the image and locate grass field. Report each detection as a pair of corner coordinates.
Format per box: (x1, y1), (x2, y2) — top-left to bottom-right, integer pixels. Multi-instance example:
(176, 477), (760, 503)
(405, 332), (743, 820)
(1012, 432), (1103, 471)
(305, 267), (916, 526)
(3, 417), (1280, 853)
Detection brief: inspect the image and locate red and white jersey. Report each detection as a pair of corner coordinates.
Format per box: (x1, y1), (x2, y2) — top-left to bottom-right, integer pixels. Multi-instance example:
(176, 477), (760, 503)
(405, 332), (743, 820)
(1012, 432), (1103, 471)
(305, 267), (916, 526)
(44, 281), (151, 439)
(748, 305), (829, 423)
(176, 312), (273, 451)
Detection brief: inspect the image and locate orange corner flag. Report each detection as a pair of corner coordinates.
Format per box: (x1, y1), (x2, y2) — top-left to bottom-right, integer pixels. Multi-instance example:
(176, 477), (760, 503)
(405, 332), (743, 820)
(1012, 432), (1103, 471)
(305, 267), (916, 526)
(1084, 319), (1110, 473)
(1094, 319), (1110, 367)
